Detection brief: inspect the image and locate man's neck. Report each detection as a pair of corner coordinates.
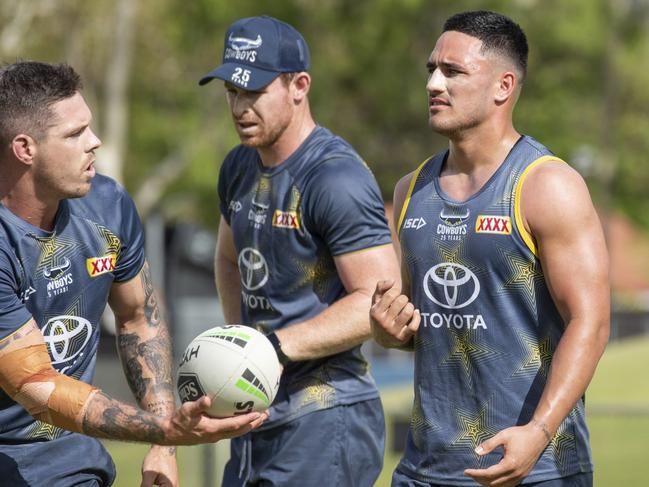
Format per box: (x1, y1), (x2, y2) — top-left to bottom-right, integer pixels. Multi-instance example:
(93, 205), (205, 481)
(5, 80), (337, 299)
(1, 175), (59, 231)
(436, 121), (521, 202)
(257, 115), (317, 168)
(445, 122), (521, 174)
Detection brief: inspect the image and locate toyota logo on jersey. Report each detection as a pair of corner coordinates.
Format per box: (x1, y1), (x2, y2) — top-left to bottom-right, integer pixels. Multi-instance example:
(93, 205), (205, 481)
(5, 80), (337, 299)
(423, 263), (480, 309)
(238, 247), (269, 291)
(42, 315), (93, 373)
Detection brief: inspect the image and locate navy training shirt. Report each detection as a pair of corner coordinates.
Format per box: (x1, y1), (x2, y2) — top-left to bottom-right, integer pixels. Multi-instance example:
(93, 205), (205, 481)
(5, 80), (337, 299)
(0, 174), (144, 484)
(218, 126), (393, 428)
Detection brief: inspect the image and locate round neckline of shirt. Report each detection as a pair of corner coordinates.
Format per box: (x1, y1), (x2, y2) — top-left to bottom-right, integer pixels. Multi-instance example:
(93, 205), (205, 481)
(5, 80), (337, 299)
(255, 125), (323, 176)
(432, 135), (527, 205)
(0, 200), (69, 238)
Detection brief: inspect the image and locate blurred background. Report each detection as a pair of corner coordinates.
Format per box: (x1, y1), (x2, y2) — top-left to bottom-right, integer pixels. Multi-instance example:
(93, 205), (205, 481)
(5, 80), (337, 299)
(3, 0), (649, 485)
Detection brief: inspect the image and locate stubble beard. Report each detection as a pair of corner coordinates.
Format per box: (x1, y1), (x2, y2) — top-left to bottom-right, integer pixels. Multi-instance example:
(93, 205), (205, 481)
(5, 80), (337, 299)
(428, 112), (481, 139)
(33, 160), (91, 202)
(240, 119), (290, 150)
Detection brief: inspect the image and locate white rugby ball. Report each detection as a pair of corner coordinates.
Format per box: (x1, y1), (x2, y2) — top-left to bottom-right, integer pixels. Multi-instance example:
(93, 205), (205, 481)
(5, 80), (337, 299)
(176, 325), (281, 417)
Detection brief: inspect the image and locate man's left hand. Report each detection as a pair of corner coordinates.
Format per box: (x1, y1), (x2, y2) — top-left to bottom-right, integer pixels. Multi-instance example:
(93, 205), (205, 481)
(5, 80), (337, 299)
(464, 422), (550, 487)
(140, 444), (179, 487)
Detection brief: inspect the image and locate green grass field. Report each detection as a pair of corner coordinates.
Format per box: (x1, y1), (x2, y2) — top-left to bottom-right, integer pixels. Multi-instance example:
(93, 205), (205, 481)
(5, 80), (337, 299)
(104, 336), (649, 486)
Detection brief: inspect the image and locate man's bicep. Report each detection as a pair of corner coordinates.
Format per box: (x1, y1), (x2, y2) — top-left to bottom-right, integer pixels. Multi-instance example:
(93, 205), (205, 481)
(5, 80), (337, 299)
(334, 245), (400, 295)
(524, 164), (609, 321)
(392, 173), (415, 234)
(215, 218), (238, 265)
(392, 173), (416, 295)
(214, 218), (243, 324)
(108, 265), (148, 325)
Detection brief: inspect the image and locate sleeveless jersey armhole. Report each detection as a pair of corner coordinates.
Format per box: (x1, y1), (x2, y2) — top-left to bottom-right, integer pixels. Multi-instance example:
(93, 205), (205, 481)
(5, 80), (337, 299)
(513, 155), (567, 257)
(397, 159), (431, 238)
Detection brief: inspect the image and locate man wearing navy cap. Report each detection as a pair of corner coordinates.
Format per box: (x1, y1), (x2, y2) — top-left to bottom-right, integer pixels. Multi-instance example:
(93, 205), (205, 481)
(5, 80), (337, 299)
(200, 15), (400, 487)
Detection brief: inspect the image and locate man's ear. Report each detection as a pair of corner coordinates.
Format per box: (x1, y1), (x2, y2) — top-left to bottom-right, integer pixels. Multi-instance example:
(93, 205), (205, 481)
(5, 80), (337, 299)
(11, 134), (37, 166)
(494, 71), (518, 104)
(291, 72), (311, 101)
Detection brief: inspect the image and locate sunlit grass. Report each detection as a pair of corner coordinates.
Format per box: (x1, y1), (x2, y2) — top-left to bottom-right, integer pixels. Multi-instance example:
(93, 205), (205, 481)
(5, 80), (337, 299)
(104, 337), (649, 486)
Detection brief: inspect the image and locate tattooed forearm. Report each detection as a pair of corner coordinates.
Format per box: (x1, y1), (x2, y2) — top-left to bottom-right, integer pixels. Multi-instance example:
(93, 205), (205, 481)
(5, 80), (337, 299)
(141, 262), (162, 327)
(118, 331), (175, 405)
(117, 332), (150, 403)
(141, 334), (173, 389)
(147, 399), (175, 416)
(115, 261), (176, 421)
(82, 391), (166, 444)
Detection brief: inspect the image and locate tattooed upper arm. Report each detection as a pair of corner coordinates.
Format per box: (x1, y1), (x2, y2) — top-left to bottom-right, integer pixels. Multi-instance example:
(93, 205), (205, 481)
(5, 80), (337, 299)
(141, 262), (162, 328)
(108, 260), (162, 325)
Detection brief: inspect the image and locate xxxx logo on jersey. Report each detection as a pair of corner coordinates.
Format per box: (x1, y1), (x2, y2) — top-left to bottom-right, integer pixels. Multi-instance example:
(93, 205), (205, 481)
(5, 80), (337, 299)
(272, 210), (300, 230)
(475, 215), (512, 235)
(87, 254), (117, 277)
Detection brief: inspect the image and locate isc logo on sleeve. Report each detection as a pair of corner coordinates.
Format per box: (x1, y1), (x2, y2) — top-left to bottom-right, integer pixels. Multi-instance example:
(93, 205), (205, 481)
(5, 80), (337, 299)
(403, 217), (427, 230)
(86, 254), (117, 277)
(475, 215), (512, 235)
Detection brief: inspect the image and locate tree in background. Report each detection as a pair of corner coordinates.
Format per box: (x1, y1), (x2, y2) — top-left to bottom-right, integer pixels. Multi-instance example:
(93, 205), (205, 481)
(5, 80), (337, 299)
(3, 0), (649, 230)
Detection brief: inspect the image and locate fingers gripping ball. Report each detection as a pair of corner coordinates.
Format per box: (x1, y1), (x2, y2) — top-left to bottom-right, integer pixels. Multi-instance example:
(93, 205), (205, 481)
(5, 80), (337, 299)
(177, 325), (281, 418)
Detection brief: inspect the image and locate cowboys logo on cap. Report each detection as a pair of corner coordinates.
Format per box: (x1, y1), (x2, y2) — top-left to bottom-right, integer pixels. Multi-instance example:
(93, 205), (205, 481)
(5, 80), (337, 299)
(199, 15), (310, 91)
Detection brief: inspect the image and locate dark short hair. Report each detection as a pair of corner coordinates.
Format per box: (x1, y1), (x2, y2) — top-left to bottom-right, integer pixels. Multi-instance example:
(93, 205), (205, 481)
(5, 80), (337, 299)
(0, 61), (82, 147)
(443, 11), (528, 81)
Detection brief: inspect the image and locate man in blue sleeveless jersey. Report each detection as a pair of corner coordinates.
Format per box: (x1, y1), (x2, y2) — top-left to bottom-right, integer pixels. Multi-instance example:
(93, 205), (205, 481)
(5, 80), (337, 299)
(370, 11), (609, 487)
(0, 61), (266, 487)
(199, 15), (400, 487)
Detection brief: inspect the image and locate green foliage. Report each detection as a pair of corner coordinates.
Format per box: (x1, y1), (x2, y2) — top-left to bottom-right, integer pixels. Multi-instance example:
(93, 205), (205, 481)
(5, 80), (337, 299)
(4, 0), (649, 229)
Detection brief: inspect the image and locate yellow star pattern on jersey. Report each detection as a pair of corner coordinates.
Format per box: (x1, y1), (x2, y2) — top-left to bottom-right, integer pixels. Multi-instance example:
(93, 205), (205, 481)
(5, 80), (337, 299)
(450, 401), (499, 451)
(440, 328), (504, 388)
(26, 420), (65, 441)
(498, 246), (545, 308)
(512, 331), (554, 379)
(294, 373), (336, 411)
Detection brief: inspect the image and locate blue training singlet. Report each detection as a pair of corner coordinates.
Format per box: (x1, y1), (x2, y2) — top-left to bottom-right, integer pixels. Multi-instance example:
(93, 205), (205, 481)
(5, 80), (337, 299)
(218, 126), (393, 429)
(396, 136), (593, 485)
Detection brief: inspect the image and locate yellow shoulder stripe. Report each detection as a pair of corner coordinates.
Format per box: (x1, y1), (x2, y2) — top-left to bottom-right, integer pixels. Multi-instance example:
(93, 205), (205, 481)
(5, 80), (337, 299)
(513, 155), (566, 256)
(397, 158), (430, 238)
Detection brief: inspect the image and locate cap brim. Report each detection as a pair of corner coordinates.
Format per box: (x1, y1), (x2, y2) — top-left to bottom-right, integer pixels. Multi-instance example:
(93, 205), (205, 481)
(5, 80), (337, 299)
(198, 63), (281, 90)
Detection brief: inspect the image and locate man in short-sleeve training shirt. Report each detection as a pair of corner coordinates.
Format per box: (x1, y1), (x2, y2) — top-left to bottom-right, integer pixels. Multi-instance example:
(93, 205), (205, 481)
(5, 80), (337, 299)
(201, 16), (400, 487)
(0, 61), (265, 487)
(0, 175), (145, 485)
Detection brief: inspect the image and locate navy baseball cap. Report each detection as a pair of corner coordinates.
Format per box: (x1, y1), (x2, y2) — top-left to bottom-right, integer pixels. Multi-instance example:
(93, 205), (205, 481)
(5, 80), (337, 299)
(199, 15), (310, 90)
